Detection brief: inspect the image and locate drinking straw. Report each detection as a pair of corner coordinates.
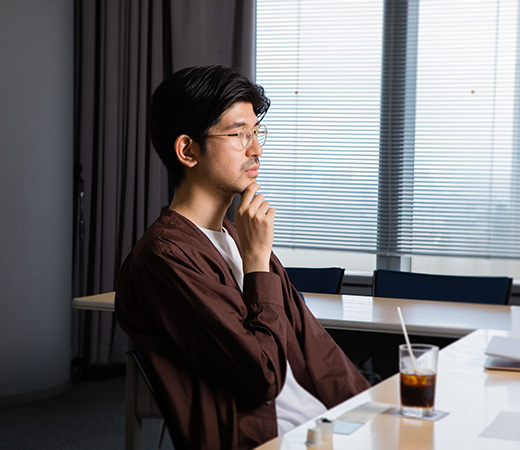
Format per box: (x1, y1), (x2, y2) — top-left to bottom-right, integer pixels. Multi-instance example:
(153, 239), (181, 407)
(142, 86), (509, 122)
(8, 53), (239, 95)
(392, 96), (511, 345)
(397, 307), (418, 373)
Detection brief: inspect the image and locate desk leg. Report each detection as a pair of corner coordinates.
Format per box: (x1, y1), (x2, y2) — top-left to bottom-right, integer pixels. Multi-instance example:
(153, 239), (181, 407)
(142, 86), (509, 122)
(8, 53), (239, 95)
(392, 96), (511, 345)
(125, 341), (142, 450)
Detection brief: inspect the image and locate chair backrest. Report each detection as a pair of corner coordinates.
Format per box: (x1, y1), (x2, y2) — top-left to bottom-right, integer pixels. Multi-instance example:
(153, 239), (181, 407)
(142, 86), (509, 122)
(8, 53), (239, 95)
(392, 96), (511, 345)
(130, 348), (176, 447)
(131, 347), (161, 400)
(373, 269), (512, 305)
(285, 267), (345, 294)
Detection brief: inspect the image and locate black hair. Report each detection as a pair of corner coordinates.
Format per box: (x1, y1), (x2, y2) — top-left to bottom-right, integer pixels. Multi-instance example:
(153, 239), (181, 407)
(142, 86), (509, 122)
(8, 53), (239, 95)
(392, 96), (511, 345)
(149, 65), (271, 188)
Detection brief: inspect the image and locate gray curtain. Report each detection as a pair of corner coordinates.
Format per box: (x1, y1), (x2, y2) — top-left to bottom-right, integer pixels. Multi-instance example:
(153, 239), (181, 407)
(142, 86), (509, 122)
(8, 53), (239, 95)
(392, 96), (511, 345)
(73, 0), (256, 366)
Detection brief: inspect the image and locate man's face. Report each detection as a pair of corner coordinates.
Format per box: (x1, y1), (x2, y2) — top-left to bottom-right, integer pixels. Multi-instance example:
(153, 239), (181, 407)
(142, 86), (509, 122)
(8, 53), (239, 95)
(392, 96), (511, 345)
(197, 101), (263, 196)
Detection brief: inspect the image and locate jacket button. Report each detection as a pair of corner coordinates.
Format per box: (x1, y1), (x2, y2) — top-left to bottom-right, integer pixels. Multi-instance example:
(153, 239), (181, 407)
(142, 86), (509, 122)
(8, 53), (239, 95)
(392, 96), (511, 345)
(265, 400), (272, 405)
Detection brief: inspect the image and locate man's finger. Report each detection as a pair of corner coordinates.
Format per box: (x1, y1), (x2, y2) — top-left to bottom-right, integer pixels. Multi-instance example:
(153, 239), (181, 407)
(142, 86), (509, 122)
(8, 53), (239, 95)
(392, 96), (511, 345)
(256, 200), (272, 216)
(239, 182), (260, 207)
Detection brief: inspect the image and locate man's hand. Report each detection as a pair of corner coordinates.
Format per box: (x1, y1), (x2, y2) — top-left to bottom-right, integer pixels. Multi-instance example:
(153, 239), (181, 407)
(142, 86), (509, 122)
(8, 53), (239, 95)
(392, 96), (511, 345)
(235, 183), (276, 274)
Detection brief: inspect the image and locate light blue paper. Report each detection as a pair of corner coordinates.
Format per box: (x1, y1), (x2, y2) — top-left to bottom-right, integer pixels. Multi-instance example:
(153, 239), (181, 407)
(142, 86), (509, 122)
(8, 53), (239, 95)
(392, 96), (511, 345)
(334, 421), (363, 435)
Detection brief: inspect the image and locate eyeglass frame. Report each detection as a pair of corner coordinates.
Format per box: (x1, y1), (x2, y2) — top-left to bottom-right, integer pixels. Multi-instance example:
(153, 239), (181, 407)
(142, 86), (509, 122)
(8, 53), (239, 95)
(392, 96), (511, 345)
(205, 124), (268, 150)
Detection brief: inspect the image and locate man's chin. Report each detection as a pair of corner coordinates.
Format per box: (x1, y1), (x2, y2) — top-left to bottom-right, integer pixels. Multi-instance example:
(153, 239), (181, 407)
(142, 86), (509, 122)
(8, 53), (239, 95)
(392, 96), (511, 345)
(239, 179), (258, 195)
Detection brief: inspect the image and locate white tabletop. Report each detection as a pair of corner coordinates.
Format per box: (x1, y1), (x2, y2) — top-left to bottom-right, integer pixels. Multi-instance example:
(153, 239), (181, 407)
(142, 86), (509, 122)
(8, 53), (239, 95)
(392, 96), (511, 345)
(72, 291), (115, 312)
(256, 329), (520, 450)
(304, 293), (520, 337)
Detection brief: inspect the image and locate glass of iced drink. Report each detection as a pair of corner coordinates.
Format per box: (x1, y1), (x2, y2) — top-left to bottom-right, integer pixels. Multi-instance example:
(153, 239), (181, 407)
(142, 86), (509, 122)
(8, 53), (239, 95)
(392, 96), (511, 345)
(399, 343), (438, 418)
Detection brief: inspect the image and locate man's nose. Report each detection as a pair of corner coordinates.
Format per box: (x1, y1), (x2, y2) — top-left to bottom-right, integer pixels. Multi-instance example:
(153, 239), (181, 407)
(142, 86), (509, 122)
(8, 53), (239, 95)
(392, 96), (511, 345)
(247, 136), (263, 157)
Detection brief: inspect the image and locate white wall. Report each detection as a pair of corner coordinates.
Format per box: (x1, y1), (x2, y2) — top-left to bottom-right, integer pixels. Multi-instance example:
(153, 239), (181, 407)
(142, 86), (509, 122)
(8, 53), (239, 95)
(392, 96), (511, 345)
(274, 246), (376, 273)
(0, 0), (73, 402)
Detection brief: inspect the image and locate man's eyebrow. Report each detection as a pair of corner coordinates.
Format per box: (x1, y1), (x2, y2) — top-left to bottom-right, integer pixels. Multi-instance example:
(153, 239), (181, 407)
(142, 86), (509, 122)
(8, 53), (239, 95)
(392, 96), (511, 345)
(221, 120), (260, 131)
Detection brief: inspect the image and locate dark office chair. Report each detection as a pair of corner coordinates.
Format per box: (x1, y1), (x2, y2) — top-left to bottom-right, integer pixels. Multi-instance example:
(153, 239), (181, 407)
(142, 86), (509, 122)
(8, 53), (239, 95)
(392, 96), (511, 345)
(130, 348), (169, 450)
(286, 267), (381, 385)
(373, 269), (512, 305)
(285, 267), (345, 295)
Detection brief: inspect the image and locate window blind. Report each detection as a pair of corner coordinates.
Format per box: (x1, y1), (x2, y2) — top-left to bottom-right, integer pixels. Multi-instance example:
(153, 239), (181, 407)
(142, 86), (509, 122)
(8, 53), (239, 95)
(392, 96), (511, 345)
(256, 0), (520, 259)
(257, 0), (384, 252)
(404, 0), (520, 257)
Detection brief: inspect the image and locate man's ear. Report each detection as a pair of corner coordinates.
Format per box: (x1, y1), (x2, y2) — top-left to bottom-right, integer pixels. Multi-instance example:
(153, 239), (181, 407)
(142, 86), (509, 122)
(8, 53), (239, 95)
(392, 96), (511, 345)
(174, 135), (198, 168)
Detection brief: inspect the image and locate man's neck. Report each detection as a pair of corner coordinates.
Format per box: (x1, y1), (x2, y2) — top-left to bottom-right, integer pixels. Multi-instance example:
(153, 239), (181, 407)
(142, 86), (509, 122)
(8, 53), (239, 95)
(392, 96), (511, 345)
(169, 184), (233, 232)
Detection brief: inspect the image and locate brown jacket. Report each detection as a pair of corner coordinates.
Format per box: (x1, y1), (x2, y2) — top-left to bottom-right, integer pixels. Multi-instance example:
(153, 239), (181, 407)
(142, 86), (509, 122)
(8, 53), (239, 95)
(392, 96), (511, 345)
(115, 208), (369, 449)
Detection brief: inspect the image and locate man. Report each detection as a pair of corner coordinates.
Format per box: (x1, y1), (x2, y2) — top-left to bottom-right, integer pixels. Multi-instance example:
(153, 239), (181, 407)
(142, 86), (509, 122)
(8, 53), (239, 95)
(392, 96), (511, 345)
(115, 65), (370, 450)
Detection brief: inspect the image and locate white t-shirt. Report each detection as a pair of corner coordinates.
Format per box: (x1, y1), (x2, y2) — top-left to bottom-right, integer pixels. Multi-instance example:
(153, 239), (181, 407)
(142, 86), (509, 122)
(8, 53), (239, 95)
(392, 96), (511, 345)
(198, 226), (244, 290)
(198, 226), (327, 435)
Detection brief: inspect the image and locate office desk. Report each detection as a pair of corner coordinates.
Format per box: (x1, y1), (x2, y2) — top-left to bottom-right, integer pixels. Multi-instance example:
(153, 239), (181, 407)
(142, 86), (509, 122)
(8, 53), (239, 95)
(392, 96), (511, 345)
(255, 329), (520, 450)
(306, 293), (520, 379)
(73, 291), (115, 311)
(304, 293), (520, 337)
(73, 291), (520, 336)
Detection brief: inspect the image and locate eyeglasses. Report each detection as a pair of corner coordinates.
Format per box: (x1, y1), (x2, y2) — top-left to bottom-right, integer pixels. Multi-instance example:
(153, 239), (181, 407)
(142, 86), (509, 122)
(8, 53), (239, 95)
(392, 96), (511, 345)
(205, 124), (268, 150)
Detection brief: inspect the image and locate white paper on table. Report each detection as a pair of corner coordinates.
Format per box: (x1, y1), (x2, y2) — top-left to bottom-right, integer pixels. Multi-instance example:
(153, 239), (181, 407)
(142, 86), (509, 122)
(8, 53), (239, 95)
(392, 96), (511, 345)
(479, 411), (520, 441)
(485, 336), (520, 361)
(332, 402), (393, 435)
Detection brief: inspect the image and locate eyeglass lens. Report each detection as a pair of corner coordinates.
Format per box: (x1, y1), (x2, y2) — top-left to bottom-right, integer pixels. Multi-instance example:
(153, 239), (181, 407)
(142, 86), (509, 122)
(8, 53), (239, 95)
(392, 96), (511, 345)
(242, 125), (267, 148)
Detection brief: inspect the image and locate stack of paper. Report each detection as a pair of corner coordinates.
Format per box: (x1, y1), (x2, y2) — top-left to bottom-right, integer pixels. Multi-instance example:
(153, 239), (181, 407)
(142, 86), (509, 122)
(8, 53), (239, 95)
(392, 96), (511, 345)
(484, 336), (520, 372)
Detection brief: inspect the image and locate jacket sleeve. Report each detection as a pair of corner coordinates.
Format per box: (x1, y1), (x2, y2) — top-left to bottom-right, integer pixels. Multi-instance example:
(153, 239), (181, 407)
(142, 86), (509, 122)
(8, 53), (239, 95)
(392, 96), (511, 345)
(129, 247), (289, 404)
